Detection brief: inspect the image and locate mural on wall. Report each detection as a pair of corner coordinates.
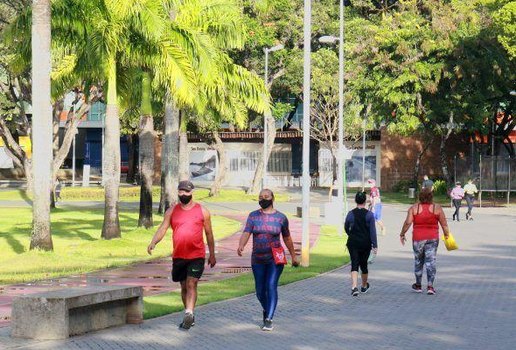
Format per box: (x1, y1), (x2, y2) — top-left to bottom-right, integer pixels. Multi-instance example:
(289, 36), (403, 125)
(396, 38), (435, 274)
(318, 143), (380, 187)
(346, 155), (377, 184)
(189, 145), (217, 182)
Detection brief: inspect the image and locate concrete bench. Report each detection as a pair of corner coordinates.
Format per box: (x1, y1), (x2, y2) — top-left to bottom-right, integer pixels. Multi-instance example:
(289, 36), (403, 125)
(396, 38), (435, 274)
(11, 285), (143, 340)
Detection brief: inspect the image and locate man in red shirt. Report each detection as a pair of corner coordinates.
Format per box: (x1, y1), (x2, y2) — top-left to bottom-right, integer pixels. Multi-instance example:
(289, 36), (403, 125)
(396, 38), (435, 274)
(147, 180), (216, 330)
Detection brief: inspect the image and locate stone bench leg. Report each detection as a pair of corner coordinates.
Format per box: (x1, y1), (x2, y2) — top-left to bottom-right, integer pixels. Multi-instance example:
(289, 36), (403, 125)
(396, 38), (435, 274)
(127, 296), (143, 324)
(12, 298), (69, 340)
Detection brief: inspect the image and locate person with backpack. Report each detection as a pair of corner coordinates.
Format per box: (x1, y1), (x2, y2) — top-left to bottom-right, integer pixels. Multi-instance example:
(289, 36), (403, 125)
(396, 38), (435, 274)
(345, 191), (378, 296)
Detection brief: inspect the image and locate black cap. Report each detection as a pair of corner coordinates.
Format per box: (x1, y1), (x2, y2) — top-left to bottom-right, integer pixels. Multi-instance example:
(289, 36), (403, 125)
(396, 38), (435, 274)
(178, 180), (194, 192)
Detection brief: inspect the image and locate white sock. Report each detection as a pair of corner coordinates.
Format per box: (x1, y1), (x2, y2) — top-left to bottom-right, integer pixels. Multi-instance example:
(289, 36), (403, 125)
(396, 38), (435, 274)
(185, 309), (193, 314)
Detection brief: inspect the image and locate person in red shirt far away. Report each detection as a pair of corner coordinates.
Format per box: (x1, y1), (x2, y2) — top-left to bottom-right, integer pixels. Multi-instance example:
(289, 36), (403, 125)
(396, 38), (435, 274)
(147, 180), (216, 330)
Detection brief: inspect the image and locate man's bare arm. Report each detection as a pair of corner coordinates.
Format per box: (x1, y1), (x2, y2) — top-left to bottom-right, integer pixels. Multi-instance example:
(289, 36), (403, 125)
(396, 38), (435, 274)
(147, 208), (172, 255)
(202, 206), (216, 267)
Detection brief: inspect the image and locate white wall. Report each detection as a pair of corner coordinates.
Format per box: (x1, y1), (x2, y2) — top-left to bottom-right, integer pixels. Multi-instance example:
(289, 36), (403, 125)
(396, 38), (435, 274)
(188, 142), (293, 188)
(0, 147), (14, 169)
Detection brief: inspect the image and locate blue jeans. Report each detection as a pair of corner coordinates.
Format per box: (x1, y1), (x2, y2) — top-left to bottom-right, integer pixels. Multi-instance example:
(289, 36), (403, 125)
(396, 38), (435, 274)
(252, 262), (284, 320)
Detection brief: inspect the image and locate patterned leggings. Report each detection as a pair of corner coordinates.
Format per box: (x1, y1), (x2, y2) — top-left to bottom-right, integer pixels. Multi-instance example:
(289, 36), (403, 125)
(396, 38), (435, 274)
(413, 239), (439, 286)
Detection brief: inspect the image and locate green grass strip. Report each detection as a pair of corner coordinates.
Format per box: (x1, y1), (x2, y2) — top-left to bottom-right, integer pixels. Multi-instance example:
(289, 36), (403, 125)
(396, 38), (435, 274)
(0, 208), (241, 284)
(0, 187), (289, 203)
(143, 225), (349, 319)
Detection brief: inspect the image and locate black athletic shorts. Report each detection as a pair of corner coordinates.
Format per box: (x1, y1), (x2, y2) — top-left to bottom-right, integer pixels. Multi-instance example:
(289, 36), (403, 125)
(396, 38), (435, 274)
(172, 258), (205, 282)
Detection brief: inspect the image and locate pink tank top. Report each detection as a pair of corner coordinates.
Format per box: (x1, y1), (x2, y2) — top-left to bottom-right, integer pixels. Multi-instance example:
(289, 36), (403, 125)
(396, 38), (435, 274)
(412, 204), (439, 241)
(170, 203), (205, 259)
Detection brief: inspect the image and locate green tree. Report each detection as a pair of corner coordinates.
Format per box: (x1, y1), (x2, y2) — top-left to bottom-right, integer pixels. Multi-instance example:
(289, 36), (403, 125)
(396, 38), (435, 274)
(346, 0), (515, 184)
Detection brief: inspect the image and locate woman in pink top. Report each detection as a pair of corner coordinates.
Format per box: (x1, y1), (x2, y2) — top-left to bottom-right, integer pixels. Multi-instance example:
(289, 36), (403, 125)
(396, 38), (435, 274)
(450, 182), (465, 221)
(399, 189), (450, 295)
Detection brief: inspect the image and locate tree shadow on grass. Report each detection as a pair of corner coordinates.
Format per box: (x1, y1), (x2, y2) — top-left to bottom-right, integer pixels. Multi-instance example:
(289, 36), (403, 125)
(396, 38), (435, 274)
(1, 233), (26, 253)
(18, 189), (32, 205)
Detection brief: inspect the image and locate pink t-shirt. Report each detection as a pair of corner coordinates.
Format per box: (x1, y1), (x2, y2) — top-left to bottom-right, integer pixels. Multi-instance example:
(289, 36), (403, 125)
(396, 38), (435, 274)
(450, 187), (465, 200)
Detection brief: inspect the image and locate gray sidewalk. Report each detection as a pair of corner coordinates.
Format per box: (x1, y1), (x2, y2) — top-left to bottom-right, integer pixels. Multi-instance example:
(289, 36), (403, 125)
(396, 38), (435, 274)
(2, 204), (516, 349)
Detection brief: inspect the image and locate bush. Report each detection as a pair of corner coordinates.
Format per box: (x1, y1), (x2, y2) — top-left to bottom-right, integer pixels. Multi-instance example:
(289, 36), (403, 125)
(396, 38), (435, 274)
(391, 180), (414, 193)
(432, 180), (448, 196)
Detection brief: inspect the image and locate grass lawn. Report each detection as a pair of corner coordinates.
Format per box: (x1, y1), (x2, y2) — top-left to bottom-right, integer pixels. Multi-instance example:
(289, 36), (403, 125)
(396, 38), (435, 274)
(143, 225), (349, 319)
(0, 187), (289, 203)
(0, 208), (241, 285)
(381, 191), (449, 205)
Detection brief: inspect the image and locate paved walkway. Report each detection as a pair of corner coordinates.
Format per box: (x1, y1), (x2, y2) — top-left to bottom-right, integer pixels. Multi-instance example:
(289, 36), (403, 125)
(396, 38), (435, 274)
(0, 212), (320, 328)
(2, 204), (516, 349)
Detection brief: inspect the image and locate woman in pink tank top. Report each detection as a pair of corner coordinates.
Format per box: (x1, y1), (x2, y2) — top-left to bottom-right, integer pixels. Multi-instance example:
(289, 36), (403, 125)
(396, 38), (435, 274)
(399, 189), (450, 295)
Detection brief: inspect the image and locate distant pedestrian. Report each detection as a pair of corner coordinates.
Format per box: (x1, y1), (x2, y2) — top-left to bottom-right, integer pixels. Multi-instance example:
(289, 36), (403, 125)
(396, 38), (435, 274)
(464, 179), (478, 221)
(237, 189), (299, 331)
(345, 191), (378, 296)
(399, 188), (450, 295)
(147, 180), (216, 330)
(450, 182), (465, 221)
(422, 175), (434, 191)
(54, 179), (62, 203)
(368, 179), (386, 235)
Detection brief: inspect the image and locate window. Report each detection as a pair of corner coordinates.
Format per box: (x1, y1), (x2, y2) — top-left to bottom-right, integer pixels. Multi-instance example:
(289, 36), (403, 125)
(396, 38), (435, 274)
(229, 151), (259, 172)
(228, 149), (291, 173)
(88, 102), (106, 121)
(267, 151), (292, 173)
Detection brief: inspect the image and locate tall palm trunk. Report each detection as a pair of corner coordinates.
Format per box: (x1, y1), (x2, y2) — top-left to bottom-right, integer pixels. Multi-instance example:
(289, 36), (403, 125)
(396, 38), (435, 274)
(209, 131), (226, 197)
(179, 112), (189, 181)
(138, 72), (154, 228)
(126, 134), (138, 184)
(102, 59), (121, 239)
(247, 113), (275, 194)
(30, 0), (53, 251)
(159, 96), (179, 213)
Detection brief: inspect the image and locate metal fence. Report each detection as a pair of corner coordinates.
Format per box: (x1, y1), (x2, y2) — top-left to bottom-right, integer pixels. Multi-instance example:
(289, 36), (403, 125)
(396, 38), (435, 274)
(454, 155), (515, 205)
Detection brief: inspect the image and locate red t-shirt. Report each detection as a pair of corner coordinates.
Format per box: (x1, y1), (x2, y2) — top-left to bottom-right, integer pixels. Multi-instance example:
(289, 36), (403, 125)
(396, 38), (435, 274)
(412, 204), (439, 241)
(170, 203), (205, 259)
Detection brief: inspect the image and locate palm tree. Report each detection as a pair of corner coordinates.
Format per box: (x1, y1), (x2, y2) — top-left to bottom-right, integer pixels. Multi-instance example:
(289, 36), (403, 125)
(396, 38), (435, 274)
(158, 0), (269, 200)
(81, 0), (199, 238)
(30, 0), (53, 250)
(158, 95), (180, 213)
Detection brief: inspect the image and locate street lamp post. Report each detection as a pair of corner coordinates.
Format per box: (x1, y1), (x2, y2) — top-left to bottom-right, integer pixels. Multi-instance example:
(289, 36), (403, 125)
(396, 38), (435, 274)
(301, 0), (312, 267)
(362, 117), (366, 191)
(72, 133), (76, 187)
(263, 44), (284, 190)
(318, 0), (345, 235)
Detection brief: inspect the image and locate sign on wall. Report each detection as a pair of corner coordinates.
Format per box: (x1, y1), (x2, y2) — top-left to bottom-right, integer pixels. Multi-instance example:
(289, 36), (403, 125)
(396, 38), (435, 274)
(318, 142), (381, 188)
(189, 144), (218, 183)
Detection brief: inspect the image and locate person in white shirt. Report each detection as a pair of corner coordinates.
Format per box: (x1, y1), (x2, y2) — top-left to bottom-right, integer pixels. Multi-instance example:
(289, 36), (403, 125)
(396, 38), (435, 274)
(463, 179), (478, 221)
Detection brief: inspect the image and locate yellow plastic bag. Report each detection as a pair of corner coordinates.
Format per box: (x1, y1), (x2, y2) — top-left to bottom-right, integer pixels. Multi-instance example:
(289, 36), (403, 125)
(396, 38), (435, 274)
(442, 233), (458, 251)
